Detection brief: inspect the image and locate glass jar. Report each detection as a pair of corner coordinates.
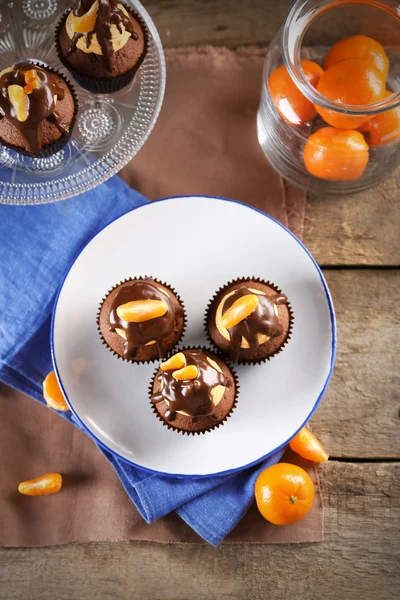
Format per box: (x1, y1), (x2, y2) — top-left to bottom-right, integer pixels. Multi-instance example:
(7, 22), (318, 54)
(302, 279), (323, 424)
(257, 0), (400, 195)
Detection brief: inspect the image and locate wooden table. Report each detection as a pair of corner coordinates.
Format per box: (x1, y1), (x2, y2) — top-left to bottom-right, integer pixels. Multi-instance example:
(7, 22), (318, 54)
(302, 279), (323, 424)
(1, 2), (399, 598)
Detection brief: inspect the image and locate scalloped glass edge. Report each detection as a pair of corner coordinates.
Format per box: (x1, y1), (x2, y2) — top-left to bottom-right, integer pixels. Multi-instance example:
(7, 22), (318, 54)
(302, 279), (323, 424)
(0, 0), (166, 205)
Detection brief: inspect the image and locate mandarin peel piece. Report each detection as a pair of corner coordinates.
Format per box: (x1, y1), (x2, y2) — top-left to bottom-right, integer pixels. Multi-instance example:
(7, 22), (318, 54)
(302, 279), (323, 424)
(220, 294), (259, 329)
(116, 299), (168, 323)
(160, 352), (186, 372)
(172, 365), (199, 381)
(8, 85), (29, 122)
(72, 0), (98, 33)
(18, 473), (63, 496)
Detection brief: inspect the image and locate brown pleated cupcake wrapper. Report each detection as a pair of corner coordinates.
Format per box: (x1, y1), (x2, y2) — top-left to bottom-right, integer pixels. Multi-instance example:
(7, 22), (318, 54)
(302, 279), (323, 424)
(204, 277), (294, 365)
(148, 346), (239, 436)
(0, 62), (78, 159)
(55, 4), (149, 95)
(96, 277), (187, 364)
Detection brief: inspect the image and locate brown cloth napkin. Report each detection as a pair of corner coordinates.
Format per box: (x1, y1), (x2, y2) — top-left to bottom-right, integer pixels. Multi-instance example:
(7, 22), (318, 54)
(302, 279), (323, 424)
(0, 47), (319, 547)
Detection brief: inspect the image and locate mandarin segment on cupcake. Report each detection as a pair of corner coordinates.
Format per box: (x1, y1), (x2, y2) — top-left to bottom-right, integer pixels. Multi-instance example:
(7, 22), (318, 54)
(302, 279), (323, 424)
(98, 277), (185, 362)
(57, 0), (148, 92)
(0, 61), (76, 155)
(207, 279), (292, 363)
(151, 349), (237, 434)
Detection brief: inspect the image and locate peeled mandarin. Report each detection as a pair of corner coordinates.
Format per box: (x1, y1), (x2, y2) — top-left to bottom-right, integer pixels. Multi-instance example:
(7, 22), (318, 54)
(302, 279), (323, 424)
(43, 371), (69, 412)
(221, 294), (259, 329)
(361, 90), (400, 146)
(161, 352), (186, 371)
(8, 85), (29, 122)
(269, 59), (324, 125)
(73, 0), (98, 33)
(18, 473), (63, 496)
(116, 299), (168, 323)
(172, 365), (198, 380)
(289, 426), (329, 462)
(304, 127), (369, 181)
(324, 35), (389, 78)
(315, 58), (386, 129)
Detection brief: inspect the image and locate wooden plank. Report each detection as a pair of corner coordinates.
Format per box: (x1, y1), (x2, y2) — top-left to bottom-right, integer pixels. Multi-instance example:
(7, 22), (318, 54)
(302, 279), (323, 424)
(0, 461), (398, 600)
(142, 1), (400, 266)
(145, 0), (293, 48)
(311, 269), (400, 458)
(305, 169), (400, 266)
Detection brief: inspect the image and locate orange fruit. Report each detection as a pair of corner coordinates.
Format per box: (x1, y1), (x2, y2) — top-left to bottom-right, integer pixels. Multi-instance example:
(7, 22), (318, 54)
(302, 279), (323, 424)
(304, 127), (369, 181)
(269, 59), (324, 125)
(73, 0), (98, 33)
(43, 371), (69, 412)
(289, 426), (329, 462)
(255, 463), (314, 526)
(324, 35), (389, 78)
(361, 91), (400, 146)
(18, 473), (62, 496)
(316, 58), (386, 128)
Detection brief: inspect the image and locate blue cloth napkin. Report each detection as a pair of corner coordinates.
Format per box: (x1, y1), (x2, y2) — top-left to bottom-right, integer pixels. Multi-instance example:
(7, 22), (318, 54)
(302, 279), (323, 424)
(0, 177), (285, 546)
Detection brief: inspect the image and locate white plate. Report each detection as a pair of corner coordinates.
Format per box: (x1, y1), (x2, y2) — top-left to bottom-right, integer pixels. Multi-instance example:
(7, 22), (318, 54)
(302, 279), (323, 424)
(51, 196), (336, 477)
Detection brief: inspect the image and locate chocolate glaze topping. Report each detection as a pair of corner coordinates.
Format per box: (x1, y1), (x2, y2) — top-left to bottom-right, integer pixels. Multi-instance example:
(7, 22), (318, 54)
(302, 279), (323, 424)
(0, 61), (66, 152)
(222, 285), (288, 358)
(109, 278), (184, 359)
(152, 350), (231, 422)
(67, 0), (138, 71)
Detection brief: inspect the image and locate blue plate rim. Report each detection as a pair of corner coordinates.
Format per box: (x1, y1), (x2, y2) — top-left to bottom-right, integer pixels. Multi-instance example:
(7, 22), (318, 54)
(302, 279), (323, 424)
(51, 194), (337, 479)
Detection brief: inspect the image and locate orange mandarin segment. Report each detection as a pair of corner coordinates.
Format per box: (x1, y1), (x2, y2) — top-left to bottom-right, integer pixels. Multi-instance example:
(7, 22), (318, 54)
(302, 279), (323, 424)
(172, 365), (198, 381)
(316, 58), (386, 129)
(269, 59), (324, 125)
(18, 473), (62, 496)
(43, 371), (69, 412)
(73, 0), (98, 33)
(221, 294), (259, 329)
(289, 426), (329, 463)
(8, 85), (29, 122)
(160, 352), (186, 372)
(304, 127), (369, 181)
(255, 463), (315, 526)
(116, 299), (168, 323)
(324, 35), (389, 78)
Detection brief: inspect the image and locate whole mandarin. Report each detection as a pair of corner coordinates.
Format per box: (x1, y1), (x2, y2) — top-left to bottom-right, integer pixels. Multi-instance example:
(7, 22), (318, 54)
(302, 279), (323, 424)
(255, 463), (315, 526)
(324, 35), (389, 78)
(304, 127), (369, 181)
(269, 59), (324, 125)
(315, 58), (386, 128)
(361, 91), (400, 146)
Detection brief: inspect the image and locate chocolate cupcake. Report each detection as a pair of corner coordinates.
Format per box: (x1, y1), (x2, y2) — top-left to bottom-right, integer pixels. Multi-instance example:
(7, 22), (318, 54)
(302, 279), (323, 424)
(0, 61), (77, 157)
(206, 278), (293, 364)
(150, 348), (238, 434)
(56, 0), (148, 93)
(98, 277), (186, 362)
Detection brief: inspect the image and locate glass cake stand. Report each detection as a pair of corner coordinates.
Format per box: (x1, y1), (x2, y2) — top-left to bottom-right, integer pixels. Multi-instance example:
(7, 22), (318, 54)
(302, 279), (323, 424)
(0, 0), (165, 204)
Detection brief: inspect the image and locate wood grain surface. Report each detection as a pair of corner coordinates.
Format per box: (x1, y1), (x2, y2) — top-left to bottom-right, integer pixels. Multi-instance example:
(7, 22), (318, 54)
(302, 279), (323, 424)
(311, 269), (400, 459)
(1, 1), (399, 599)
(1, 462), (398, 600)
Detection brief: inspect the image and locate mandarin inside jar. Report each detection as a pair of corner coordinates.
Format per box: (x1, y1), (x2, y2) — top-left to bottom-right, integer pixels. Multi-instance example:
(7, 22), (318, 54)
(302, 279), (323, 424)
(258, 0), (400, 195)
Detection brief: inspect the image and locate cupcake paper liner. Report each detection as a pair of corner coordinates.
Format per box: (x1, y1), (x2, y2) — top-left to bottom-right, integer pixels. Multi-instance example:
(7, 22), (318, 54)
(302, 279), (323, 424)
(204, 277), (294, 365)
(0, 62), (78, 159)
(149, 346), (239, 436)
(96, 276), (187, 364)
(55, 4), (149, 94)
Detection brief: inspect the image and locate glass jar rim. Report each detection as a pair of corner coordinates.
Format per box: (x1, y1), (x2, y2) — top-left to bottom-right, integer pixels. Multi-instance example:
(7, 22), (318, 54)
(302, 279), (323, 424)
(281, 0), (400, 115)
